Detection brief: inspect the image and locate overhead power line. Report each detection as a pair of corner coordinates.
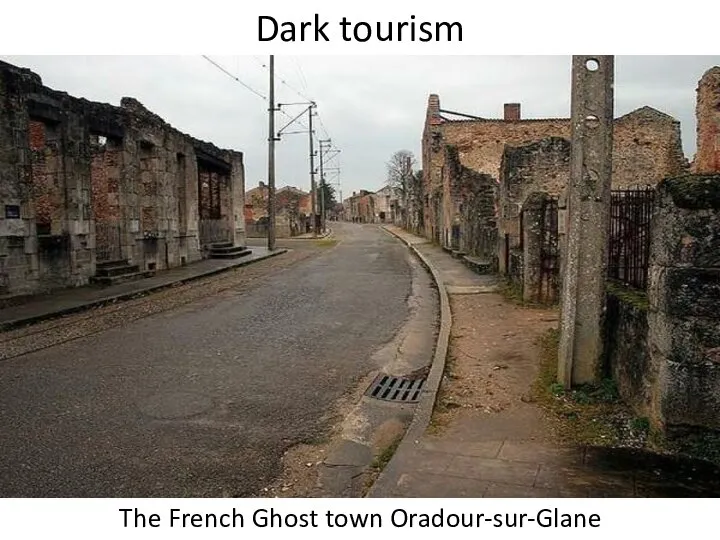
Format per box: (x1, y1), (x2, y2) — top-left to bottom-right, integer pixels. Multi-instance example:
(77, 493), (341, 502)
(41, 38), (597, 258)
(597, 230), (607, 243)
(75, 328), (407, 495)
(201, 55), (267, 100)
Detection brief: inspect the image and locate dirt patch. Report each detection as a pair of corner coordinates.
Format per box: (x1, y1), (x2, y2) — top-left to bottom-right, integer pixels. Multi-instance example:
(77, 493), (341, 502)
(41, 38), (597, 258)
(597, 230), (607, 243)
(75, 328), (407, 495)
(531, 329), (643, 447)
(258, 370), (378, 497)
(430, 293), (559, 435)
(532, 329), (720, 465)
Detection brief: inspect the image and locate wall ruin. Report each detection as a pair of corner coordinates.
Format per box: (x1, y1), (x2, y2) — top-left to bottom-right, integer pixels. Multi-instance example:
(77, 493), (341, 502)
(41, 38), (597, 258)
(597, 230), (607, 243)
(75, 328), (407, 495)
(693, 66), (720, 174)
(0, 60), (245, 299)
(422, 95), (689, 253)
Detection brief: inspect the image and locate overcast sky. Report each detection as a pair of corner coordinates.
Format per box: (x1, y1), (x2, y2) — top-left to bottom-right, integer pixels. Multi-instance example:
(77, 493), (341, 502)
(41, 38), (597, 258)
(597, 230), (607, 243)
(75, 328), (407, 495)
(2, 56), (718, 200)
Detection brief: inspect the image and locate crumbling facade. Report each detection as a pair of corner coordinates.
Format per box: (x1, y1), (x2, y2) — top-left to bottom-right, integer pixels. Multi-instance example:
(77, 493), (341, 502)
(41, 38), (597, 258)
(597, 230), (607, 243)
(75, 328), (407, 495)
(693, 66), (720, 173)
(421, 94), (688, 259)
(0, 60), (246, 299)
(343, 190), (376, 223)
(244, 183), (312, 237)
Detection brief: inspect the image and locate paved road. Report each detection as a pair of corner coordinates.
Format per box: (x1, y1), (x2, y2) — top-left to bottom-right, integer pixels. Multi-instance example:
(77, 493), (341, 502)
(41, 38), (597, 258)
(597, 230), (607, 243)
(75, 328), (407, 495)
(0, 223), (416, 497)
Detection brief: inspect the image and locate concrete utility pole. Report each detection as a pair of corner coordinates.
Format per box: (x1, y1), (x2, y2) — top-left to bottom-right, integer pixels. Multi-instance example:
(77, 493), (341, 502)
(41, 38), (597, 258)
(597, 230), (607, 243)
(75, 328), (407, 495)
(267, 55), (277, 251)
(319, 139), (331, 232)
(558, 55), (614, 387)
(308, 102), (317, 237)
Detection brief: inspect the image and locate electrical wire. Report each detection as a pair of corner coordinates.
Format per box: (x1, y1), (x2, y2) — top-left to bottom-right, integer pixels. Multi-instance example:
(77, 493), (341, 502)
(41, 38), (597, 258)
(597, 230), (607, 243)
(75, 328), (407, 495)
(201, 55), (267, 101)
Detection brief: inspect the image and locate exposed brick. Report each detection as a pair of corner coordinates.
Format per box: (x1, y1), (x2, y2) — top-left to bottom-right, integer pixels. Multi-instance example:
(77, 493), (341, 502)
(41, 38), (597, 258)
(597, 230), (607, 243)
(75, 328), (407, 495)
(694, 66), (720, 173)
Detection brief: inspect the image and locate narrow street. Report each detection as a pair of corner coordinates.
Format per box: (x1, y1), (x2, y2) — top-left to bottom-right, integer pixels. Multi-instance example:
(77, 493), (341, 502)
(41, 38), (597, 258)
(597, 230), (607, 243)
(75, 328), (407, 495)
(0, 223), (425, 497)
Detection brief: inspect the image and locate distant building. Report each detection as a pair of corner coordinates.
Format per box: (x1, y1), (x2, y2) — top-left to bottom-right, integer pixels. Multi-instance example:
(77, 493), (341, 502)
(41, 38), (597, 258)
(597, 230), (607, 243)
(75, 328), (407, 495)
(244, 182), (312, 237)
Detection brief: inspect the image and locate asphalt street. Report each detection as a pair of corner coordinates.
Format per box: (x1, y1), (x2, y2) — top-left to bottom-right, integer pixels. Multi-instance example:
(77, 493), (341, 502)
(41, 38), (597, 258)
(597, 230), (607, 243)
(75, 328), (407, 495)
(0, 223), (419, 496)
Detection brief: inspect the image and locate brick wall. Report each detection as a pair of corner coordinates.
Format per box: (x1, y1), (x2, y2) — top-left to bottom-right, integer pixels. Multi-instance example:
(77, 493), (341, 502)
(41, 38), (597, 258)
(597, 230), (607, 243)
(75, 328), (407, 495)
(694, 66), (720, 173)
(497, 137), (571, 273)
(0, 59), (245, 298)
(613, 107), (688, 187)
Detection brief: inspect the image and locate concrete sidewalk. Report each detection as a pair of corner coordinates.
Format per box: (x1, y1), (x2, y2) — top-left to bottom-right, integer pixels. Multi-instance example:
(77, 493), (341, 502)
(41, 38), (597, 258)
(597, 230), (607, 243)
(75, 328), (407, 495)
(371, 225), (720, 498)
(0, 247), (287, 331)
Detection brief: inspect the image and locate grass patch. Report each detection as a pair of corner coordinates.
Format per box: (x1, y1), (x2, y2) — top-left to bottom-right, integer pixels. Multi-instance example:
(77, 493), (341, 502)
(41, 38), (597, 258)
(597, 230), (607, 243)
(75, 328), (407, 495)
(497, 279), (525, 305)
(654, 429), (720, 466)
(532, 328), (633, 447)
(371, 436), (402, 473)
(606, 280), (649, 311)
(427, 348), (462, 434)
(497, 277), (557, 309)
(314, 238), (338, 248)
(534, 329), (720, 466)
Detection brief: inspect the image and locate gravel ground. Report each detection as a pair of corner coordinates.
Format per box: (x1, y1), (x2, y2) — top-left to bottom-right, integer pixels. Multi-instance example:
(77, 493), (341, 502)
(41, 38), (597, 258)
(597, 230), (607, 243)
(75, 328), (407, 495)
(0, 248), (316, 361)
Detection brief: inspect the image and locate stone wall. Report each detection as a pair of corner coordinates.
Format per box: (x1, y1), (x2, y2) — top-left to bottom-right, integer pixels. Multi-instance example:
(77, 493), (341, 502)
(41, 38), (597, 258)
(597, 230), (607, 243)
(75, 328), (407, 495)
(613, 107), (688, 187)
(421, 94), (688, 255)
(604, 286), (651, 414)
(244, 185), (310, 238)
(498, 138), (571, 273)
(443, 145), (497, 260)
(604, 175), (720, 433)
(521, 191), (560, 304)
(0, 60), (245, 299)
(645, 174), (720, 432)
(693, 67), (720, 174)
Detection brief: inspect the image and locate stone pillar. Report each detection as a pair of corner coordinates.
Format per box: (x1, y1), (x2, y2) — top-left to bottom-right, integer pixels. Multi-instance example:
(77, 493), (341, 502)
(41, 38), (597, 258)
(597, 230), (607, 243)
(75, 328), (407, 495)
(228, 150), (246, 247)
(522, 192), (548, 304)
(558, 56), (614, 386)
(646, 174), (720, 432)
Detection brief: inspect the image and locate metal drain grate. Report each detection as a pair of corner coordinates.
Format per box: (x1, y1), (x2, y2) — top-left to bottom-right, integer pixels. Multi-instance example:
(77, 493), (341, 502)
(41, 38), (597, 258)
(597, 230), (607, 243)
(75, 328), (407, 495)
(366, 374), (426, 403)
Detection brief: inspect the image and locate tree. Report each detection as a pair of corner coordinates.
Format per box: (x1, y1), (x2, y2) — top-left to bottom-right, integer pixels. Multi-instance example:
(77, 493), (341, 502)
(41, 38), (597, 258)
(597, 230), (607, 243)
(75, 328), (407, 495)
(320, 182), (337, 209)
(386, 150), (416, 197)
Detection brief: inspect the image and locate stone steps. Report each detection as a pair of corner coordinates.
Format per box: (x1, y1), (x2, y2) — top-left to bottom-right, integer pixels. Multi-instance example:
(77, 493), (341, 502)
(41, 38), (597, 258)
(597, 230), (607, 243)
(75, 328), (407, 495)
(463, 255), (494, 275)
(90, 269), (155, 286)
(209, 244), (252, 259)
(95, 261), (141, 277)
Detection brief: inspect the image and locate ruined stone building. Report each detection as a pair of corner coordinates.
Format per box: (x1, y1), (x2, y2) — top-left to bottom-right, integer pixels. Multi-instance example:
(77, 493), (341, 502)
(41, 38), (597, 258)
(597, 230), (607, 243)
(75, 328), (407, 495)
(693, 66), (720, 173)
(244, 182), (312, 237)
(413, 66), (720, 436)
(0, 60), (246, 299)
(373, 185), (404, 223)
(420, 95), (688, 266)
(343, 190), (375, 223)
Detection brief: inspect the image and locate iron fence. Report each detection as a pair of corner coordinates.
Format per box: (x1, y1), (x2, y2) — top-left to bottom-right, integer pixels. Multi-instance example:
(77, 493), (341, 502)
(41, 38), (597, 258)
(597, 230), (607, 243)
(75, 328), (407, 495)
(608, 187), (656, 290)
(538, 197), (560, 303)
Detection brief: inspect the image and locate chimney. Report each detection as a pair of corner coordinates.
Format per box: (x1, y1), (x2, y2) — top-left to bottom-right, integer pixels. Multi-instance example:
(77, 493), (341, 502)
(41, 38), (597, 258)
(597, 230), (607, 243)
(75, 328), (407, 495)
(504, 103), (521, 121)
(259, 181), (266, 189)
(428, 94), (440, 115)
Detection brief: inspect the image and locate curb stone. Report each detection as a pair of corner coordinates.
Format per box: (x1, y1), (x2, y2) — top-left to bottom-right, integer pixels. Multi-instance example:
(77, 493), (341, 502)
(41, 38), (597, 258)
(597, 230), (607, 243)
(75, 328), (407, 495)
(0, 248), (289, 331)
(366, 226), (452, 497)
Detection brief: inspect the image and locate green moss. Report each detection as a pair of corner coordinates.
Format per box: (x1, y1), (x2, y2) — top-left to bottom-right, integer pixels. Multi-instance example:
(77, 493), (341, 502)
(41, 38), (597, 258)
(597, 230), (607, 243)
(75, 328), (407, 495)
(532, 328), (628, 447)
(371, 436), (402, 472)
(606, 280), (649, 311)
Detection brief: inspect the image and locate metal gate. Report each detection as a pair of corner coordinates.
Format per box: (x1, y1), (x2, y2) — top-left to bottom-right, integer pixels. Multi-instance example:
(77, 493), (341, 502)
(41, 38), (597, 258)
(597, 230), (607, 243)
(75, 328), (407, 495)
(608, 187), (655, 290)
(538, 197), (560, 303)
(95, 223), (122, 262)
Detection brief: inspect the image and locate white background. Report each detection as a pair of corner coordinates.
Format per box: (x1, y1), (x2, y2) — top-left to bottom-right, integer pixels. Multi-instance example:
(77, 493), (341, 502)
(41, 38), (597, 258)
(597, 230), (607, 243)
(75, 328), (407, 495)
(0, 0), (715, 54)
(0, 0), (713, 534)
(1, 497), (711, 536)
